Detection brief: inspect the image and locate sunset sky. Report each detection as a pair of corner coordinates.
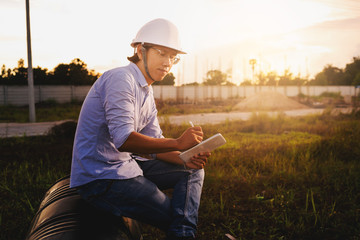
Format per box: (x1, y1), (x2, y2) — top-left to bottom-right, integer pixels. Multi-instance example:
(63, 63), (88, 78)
(1, 0), (360, 85)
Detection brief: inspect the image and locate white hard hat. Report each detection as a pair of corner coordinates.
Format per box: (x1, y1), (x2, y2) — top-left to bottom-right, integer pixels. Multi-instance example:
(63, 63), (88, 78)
(131, 18), (186, 54)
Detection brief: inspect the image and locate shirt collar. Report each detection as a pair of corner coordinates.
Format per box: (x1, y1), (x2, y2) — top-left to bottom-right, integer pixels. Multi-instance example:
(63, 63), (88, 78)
(129, 62), (149, 88)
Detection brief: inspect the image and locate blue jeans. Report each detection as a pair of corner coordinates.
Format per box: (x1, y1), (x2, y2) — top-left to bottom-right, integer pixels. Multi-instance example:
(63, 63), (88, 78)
(77, 160), (205, 238)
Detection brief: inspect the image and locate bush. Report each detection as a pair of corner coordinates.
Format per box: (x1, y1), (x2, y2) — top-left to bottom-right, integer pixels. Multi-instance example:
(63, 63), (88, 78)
(48, 121), (77, 139)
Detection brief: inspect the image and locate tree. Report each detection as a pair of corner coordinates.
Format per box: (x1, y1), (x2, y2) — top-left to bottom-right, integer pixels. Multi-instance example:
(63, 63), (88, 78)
(353, 72), (360, 86)
(313, 72), (328, 85)
(203, 70), (228, 85)
(0, 58), (100, 85)
(223, 81), (236, 86)
(51, 58), (99, 85)
(0, 65), (6, 81)
(344, 57), (360, 85)
(68, 58), (90, 85)
(9, 59), (28, 85)
(323, 65), (344, 85)
(257, 71), (266, 85)
(153, 72), (175, 85)
(278, 69), (293, 86)
(183, 82), (199, 86)
(33, 67), (49, 85)
(265, 71), (277, 86)
(292, 74), (307, 86)
(51, 63), (70, 84)
(249, 59), (257, 83)
(240, 79), (252, 86)
(0, 64), (14, 85)
(311, 64), (344, 85)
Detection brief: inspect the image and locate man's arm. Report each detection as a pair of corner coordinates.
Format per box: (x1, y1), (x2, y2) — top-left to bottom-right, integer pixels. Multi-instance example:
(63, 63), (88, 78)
(118, 126), (204, 154)
(157, 151), (210, 169)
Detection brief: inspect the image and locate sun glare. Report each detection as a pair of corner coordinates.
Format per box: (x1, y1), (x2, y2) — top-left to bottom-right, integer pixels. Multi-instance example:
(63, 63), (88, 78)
(236, 0), (333, 35)
(181, 0), (339, 85)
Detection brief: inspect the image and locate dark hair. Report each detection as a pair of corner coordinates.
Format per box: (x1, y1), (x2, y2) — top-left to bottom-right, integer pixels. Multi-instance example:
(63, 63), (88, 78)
(127, 43), (152, 63)
(127, 53), (140, 63)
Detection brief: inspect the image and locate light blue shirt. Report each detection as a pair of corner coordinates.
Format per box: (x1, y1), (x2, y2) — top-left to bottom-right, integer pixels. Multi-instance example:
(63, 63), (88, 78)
(70, 63), (163, 188)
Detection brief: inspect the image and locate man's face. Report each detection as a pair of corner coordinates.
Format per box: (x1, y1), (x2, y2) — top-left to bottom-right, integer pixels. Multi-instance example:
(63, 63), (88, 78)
(138, 45), (179, 84)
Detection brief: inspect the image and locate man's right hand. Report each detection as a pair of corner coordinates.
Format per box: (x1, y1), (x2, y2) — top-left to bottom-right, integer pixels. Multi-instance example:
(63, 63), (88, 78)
(176, 126), (204, 151)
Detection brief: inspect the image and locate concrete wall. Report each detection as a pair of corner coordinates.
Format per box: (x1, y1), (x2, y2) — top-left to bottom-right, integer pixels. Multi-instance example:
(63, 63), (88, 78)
(1, 85), (357, 106)
(0, 85), (91, 106)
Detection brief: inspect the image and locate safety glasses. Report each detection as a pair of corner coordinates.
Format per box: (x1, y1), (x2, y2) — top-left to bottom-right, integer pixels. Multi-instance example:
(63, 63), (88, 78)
(150, 47), (180, 65)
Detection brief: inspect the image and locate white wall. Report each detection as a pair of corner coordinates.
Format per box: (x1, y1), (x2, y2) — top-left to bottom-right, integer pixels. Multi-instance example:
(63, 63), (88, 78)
(0, 85), (357, 106)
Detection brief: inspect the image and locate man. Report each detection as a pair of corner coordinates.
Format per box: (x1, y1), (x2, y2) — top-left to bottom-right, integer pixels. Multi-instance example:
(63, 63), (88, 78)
(70, 18), (210, 240)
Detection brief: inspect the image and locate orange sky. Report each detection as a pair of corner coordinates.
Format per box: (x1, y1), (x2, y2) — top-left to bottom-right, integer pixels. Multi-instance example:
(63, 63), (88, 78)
(1, 0), (360, 85)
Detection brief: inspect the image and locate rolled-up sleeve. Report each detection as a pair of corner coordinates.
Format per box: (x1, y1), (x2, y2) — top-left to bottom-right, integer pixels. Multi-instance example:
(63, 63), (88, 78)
(140, 103), (164, 139)
(100, 71), (136, 149)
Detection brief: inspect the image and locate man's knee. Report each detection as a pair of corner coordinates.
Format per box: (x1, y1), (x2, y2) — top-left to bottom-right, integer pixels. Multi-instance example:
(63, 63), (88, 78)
(187, 168), (205, 186)
(189, 168), (204, 178)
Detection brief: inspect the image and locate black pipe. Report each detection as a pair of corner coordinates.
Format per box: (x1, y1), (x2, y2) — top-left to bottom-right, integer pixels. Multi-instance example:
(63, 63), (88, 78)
(26, 176), (142, 240)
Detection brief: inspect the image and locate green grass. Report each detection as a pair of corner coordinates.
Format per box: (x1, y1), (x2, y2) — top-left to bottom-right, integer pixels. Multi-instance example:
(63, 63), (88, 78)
(156, 99), (238, 115)
(1, 109), (360, 239)
(0, 99), (239, 123)
(0, 100), (83, 123)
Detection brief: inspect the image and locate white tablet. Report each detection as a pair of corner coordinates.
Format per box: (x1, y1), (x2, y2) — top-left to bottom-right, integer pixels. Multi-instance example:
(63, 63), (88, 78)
(179, 133), (226, 162)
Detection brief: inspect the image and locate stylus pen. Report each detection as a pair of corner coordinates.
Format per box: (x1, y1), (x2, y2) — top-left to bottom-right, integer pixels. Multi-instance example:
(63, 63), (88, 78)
(189, 121), (194, 127)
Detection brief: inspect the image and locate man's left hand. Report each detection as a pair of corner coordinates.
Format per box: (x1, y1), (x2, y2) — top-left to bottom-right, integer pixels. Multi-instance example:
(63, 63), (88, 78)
(185, 152), (211, 169)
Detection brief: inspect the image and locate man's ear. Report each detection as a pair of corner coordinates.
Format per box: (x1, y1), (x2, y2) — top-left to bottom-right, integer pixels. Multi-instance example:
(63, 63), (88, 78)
(136, 44), (143, 61)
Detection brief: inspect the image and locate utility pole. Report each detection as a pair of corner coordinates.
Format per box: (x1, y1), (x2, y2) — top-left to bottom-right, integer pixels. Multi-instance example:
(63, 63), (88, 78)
(249, 59), (257, 84)
(26, 0), (36, 122)
(194, 55), (198, 83)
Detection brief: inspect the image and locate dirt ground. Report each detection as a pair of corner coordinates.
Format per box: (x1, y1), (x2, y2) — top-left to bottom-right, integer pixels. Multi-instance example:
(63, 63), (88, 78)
(234, 91), (309, 111)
